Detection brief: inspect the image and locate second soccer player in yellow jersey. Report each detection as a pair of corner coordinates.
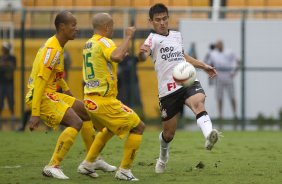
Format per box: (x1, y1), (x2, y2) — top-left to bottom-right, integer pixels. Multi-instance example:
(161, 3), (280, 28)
(77, 13), (145, 181)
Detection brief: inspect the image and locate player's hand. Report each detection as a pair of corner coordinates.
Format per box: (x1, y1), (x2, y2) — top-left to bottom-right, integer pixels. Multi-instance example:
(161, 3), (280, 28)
(29, 116), (40, 131)
(125, 26), (136, 39)
(139, 44), (150, 53)
(138, 44), (150, 61)
(203, 64), (217, 78)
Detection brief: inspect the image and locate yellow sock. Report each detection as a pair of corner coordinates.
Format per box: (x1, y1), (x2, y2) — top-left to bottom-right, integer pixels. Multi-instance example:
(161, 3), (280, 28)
(120, 133), (142, 169)
(86, 128), (113, 162)
(80, 121), (95, 153)
(48, 127), (78, 166)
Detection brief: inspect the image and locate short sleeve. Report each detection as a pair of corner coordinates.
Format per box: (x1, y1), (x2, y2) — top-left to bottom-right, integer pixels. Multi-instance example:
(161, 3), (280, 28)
(144, 33), (154, 52)
(99, 37), (116, 62)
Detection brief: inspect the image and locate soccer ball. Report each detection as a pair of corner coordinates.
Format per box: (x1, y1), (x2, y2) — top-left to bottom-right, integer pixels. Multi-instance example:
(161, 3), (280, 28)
(172, 62), (196, 87)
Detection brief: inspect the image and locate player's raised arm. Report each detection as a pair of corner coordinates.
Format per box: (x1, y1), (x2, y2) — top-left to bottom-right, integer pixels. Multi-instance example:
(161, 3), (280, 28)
(111, 26), (136, 62)
(184, 53), (217, 78)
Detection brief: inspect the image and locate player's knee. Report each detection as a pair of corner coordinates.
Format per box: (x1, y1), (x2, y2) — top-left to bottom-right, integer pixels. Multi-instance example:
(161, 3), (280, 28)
(192, 102), (205, 113)
(130, 121), (145, 134)
(139, 121), (145, 132)
(162, 131), (175, 142)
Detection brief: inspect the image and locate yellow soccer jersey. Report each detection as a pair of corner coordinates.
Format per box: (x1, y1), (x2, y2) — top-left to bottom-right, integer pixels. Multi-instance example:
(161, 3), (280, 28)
(26, 35), (65, 101)
(83, 34), (118, 97)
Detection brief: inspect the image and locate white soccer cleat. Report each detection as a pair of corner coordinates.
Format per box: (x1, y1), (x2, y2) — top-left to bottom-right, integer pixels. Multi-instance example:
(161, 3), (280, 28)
(115, 168), (139, 181)
(155, 159), (167, 174)
(205, 129), (221, 150)
(42, 165), (69, 179)
(77, 161), (99, 178)
(93, 158), (117, 172)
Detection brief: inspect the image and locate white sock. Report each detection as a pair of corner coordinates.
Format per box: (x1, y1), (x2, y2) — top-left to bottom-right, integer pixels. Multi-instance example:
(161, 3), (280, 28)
(159, 132), (169, 163)
(197, 114), (213, 138)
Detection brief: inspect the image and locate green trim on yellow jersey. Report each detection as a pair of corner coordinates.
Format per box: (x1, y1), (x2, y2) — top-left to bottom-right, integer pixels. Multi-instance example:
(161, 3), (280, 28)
(103, 82), (109, 97)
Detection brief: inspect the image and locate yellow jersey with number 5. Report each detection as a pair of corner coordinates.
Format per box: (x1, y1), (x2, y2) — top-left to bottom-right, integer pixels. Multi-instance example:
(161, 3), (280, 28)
(83, 34), (117, 97)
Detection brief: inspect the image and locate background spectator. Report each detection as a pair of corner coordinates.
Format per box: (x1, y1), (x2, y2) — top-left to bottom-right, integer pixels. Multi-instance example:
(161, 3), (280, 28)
(204, 43), (216, 86)
(207, 40), (239, 119)
(187, 42), (197, 59)
(63, 49), (72, 81)
(0, 42), (16, 130)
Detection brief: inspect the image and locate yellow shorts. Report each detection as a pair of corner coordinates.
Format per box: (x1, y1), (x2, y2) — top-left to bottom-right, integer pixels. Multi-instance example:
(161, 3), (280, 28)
(84, 94), (140, 139)
(26, 92), (76, 129)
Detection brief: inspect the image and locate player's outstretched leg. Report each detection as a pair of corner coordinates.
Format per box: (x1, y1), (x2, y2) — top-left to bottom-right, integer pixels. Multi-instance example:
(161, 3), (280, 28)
(196, 111), (221, 150)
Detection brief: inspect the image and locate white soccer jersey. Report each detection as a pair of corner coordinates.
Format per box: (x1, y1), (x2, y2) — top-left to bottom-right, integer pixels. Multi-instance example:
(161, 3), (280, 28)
(144, 30), (193, 98)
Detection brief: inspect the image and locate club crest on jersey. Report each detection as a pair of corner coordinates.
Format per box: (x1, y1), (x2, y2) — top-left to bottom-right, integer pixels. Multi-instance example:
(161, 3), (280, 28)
(84, 99), (98, 111)
(46, 93), (60, 102)
(161, 109), (167, 119)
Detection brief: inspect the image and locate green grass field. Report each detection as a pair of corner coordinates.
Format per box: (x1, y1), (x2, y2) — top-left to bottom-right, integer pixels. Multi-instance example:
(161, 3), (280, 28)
(0, 130), (282, 184)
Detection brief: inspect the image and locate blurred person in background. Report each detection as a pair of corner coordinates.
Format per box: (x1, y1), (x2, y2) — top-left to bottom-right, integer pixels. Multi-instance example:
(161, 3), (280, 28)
(206, 40), (239, 120)
(0, 42), (16, 130)
(63, 49), (72, 81)
(187, 42), (197, 59)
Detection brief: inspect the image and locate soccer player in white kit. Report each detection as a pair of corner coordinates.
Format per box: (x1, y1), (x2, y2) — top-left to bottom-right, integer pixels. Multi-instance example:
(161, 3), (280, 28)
(138, 3), (221, 174)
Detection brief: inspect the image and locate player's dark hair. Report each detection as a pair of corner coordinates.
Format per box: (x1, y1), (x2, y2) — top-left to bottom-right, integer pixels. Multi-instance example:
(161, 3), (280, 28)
(149, 3), (168, 20)
(54, 10), (71, 30)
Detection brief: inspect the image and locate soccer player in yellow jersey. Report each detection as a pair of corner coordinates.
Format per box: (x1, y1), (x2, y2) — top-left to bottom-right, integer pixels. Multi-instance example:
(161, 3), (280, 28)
(25, 11), (116, 180)
(77, 13), (145, 181)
